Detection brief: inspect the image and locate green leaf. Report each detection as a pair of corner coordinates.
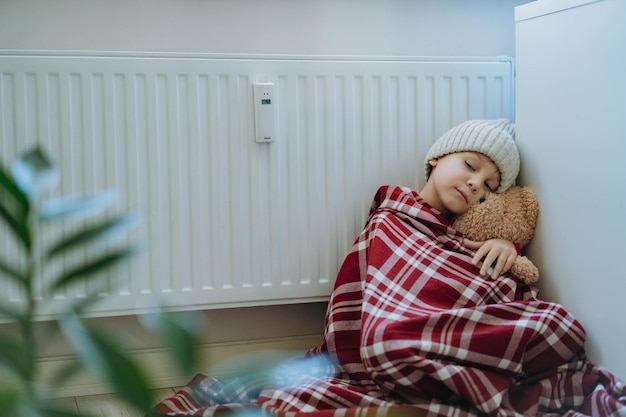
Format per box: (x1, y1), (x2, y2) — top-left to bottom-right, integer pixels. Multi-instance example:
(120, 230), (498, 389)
(46, 211), (139, 259)
(0, 163), (29, 213)
(59, 313), (154, 412)
(0, 387), (20, 417)
(0, 164), (31, 249)
(0, 255), (27, 287)
(0, 302), (28, 327)
(39, 190), (117, 221)
(162, 319), (197, 373)
(62, 292), (104, 317)
(51, 245), (141, 291)
(0, 204), (30, 250)
(147, 311), (202, 374)
(0, 333), (34, 382)
(11, 147), (59, 201)
(48, 356), (84, 388)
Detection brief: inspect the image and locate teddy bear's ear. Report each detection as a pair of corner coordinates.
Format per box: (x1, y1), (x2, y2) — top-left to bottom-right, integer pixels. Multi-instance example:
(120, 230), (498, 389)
(520, 187), (540, 225)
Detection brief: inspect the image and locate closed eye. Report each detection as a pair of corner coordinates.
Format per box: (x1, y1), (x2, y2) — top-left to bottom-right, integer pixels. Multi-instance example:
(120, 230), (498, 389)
(465, 161), (475, 171)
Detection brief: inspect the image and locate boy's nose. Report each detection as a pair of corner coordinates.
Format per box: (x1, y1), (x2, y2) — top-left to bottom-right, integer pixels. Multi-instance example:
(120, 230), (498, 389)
(467, 178), (478, 192)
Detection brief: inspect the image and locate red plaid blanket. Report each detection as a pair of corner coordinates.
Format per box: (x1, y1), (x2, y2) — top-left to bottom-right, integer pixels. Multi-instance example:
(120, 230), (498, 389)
(152, 185), (626, 417)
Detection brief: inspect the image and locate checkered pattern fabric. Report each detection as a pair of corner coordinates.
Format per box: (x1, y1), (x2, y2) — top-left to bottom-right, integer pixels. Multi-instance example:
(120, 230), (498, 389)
(150, 185), (626, 417)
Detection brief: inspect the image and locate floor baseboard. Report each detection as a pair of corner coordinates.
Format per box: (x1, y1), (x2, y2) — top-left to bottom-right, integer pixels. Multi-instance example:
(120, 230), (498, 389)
(37, 333), (322, 399)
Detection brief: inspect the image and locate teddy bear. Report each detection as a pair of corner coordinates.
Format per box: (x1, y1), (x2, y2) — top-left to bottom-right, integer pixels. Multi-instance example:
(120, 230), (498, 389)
(453, 185), (540, 285)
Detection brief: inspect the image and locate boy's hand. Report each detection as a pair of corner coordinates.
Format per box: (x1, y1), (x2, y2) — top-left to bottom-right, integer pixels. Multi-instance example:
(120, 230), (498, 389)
(463, 238), (517, 279)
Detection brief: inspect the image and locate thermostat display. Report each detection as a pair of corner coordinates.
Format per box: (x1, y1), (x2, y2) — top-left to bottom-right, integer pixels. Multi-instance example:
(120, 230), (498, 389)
(254, 83), (276, 143)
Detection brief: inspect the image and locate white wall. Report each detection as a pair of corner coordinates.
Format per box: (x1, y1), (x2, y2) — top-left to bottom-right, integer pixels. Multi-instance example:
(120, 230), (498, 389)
(0, 0), (527, 56)
(0, 0), (528, 361)
(515, 0), (625, 379)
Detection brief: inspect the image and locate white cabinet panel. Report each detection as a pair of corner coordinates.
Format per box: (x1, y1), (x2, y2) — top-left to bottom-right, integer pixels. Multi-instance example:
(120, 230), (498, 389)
(515, 0), (626, 379)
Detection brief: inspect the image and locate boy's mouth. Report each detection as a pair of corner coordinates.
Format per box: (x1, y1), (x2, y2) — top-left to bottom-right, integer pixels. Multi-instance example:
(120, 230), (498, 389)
(457, 188), (469, 204)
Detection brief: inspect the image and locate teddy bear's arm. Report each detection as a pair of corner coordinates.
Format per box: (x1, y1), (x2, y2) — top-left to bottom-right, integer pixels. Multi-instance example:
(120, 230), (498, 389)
(509, 256), (539, 285)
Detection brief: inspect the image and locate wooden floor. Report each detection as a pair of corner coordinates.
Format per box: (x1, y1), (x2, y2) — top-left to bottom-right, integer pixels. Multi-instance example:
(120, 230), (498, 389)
(50, 388), (178, 417)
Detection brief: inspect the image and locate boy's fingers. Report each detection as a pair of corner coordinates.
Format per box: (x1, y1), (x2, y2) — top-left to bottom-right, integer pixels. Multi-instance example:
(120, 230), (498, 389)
(490, 258), (506, 278)
(478, 250), (497, 275)
(490, 253), (516, 279)
(465, 239), (518, 278)
(474, 246), (492, 268)
(463, 238), (485, 250)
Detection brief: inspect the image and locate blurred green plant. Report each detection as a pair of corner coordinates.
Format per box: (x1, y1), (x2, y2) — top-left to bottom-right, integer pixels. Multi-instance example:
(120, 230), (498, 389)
(0, 147), (200, 416)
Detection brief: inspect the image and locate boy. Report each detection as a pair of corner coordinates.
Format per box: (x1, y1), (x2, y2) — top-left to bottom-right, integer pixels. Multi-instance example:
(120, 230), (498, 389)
(421, 118), (520, 278)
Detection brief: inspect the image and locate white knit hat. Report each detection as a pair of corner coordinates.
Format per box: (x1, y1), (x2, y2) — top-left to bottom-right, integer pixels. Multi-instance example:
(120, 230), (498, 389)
(424, 119), (519, 193)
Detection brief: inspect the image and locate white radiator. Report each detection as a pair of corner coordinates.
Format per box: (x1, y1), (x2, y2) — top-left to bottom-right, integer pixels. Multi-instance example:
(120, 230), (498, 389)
(0, 52), (513, 318)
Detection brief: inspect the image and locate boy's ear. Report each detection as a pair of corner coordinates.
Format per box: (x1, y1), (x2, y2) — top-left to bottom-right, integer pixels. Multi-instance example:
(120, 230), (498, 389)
(428, 159), (438, 168)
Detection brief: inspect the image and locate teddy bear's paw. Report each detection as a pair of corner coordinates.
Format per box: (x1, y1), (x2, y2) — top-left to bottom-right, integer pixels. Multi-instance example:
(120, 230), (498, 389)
(510, 256), (539, 285)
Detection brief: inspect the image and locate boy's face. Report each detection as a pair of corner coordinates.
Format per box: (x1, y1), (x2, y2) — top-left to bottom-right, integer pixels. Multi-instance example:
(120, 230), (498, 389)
(421, 151), (500, 219)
